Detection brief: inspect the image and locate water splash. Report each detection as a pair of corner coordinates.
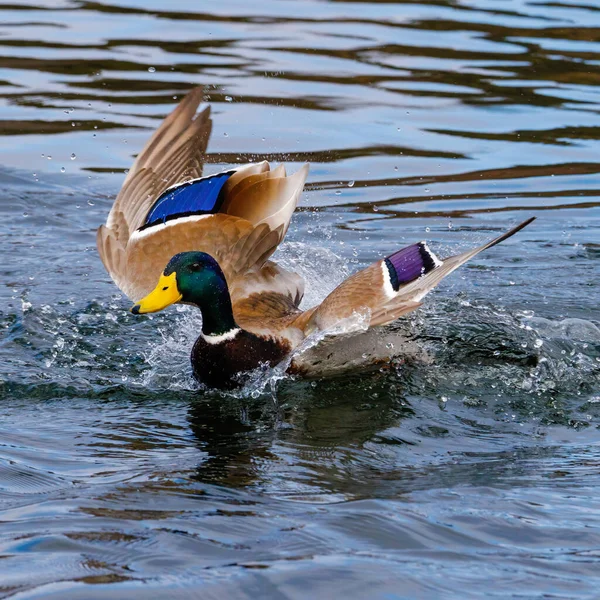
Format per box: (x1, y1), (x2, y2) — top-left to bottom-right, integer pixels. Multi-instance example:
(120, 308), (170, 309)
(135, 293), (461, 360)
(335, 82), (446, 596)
(226, 307), (373, 400)
(407, 299), (600, 424)
(137, 306), (200, 392)
(275, 242), (349, 309)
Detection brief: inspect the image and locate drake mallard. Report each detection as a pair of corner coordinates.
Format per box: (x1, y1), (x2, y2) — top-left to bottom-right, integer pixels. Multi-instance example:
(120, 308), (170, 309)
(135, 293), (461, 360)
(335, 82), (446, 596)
(97, 87), (535, 389)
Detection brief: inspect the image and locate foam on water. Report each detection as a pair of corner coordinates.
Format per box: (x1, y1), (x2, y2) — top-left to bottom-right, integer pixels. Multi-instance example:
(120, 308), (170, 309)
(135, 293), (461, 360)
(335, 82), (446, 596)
(136, 306), (200, 392)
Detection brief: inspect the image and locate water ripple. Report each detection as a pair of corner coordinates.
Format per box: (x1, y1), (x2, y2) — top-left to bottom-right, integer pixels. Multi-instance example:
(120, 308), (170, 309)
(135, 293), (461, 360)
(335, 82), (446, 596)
(0, 0), (599, 597)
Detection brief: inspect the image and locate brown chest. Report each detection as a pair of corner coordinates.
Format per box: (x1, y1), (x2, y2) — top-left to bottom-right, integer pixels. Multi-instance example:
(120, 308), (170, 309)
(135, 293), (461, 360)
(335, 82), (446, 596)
(191, 330), (291, 389)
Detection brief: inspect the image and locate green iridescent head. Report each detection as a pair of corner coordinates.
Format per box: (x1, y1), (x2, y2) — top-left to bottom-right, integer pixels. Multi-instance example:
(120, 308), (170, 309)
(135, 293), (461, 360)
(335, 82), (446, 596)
(131, 251), (236, 335)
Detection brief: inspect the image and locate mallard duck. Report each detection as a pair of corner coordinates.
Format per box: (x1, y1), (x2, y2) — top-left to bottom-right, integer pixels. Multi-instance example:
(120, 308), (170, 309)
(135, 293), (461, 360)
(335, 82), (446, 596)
(97, 87), (535, 389)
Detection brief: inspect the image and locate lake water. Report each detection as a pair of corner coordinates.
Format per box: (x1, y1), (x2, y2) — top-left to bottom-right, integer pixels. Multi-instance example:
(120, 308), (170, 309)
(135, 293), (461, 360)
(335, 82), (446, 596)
(1, 0), (600, 597)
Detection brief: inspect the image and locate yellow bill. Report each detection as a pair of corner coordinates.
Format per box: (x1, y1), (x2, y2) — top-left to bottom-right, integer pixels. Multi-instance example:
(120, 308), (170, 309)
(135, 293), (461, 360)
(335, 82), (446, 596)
(131, 272), (182, 314)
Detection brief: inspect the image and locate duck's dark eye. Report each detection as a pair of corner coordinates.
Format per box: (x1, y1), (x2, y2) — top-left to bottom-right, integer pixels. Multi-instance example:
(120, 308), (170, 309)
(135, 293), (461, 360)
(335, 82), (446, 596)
(189, 263), (201, 272)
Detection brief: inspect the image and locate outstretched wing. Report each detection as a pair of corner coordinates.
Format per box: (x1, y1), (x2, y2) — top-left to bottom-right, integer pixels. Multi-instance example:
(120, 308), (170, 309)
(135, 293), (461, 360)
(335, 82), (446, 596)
(97, 87), (213, 291)
(97, 88), (309, 303)
(304, 218), (536, 332)
(105, 87), (213, 243)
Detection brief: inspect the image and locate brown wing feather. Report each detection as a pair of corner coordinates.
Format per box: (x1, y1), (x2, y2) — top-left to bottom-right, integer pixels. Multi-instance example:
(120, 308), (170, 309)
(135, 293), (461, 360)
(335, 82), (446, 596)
(97, 89), (310, 314)
(126, 88), (206, 176)
(219, 161), (269, 201)
(370, 217), (536, 326)
(221, 165), (286, 219)
(235, 292), (299, 321)
(230, 261), (304, 307)
(234, 292), (306, 343)
(105, 88), (212, 239)
(304, 261), (393, 332)
(96, 225), (127, 291)
(304, 218), (536, 333)
(254, 164), (309, 236)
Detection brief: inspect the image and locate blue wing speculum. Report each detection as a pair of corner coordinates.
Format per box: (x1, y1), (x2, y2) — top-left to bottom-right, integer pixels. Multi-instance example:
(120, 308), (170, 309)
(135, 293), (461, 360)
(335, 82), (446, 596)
(140, 170), (235, 231)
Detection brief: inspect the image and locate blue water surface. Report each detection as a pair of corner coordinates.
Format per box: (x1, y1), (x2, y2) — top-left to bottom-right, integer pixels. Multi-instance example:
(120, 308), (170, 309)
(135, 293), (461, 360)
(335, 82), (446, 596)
(0, 0), (599, 597)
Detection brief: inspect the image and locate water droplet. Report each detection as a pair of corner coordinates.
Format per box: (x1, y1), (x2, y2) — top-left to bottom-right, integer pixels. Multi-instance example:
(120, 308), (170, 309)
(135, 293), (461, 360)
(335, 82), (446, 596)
(373, 205), (379, 212)
(348, 180), (355, 187)
(70, 153), (76, 160)
(47, 155), (52, 160)
(225, 96), (233, 102)
(534, 339), (543, 348)
(394, 166), (398, 171)
(223, 132), (228, 137)
(61, 167), (65, 173)
(425, 227), (430, 233)
(448, 221), (453, 230)
(148, 66), (156, 73)
(335, 190), (341, 195)
(386, 342), (394, 350)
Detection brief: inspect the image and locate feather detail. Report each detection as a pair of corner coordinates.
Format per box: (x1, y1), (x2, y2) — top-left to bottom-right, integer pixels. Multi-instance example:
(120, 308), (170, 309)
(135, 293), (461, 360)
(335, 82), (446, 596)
(255, 164), (308, 237)
(96, 89), (309, 304)
(106, 88), (212, 239)
(221, 164), (286, 220)
(384, 241), (441, 291)
(303, 261), (388, 333)
(304, 218), (535, 333)
(230, 261), (304, 337)
(219, 161), (270, 200)
(140, 170), (235, 230)
(96, 224), (127, 291)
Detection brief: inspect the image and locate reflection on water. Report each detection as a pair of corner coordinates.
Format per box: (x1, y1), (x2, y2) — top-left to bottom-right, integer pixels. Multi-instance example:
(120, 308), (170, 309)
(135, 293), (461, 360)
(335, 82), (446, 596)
(0, 0), (600, 597)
